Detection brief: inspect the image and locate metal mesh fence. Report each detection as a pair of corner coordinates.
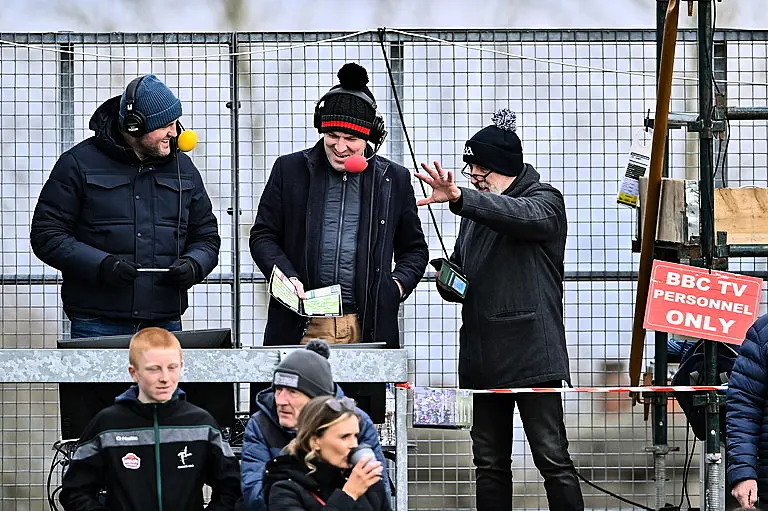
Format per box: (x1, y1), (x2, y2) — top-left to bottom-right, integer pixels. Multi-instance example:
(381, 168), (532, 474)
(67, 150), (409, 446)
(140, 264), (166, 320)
(1, 29), (768, 510)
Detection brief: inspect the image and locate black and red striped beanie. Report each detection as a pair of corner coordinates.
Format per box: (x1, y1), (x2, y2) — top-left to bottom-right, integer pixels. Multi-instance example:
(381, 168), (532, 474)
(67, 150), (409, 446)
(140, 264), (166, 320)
(317, 63), (377, 140)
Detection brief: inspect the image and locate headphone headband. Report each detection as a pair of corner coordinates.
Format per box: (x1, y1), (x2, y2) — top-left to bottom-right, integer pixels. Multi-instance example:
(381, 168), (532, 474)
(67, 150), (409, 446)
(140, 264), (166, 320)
(122, 75), (147, 136)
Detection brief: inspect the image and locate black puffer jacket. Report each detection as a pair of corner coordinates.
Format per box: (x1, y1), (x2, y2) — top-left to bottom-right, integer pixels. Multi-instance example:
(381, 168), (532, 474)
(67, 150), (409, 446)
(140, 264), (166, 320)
(263, 453), (391, 511)
(30, 96), (220, 319)
(437, 164), (570, 389)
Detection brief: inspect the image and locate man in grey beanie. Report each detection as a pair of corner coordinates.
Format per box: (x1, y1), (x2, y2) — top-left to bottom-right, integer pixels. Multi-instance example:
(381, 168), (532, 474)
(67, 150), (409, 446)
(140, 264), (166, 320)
(31, 74), (220, 338)
(240, 340), (390, 511)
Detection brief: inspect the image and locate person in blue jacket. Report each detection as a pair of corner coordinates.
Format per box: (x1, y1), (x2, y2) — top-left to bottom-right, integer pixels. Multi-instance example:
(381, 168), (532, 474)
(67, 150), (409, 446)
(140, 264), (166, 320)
(30, 74), (220, 338)
(240, 340), (389, 511)
(727, 314), (768, 508)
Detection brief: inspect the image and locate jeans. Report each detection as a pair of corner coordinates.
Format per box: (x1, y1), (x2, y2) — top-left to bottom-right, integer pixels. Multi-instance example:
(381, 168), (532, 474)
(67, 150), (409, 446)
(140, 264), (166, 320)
(69, 313), (182, 339)
(471, 386), (584, 511)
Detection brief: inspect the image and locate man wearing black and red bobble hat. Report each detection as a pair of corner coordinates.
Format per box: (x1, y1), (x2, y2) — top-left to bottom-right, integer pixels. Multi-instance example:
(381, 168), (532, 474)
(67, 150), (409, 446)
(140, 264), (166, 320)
(250, 63), (427, 347)
(416, 109), (584, 511)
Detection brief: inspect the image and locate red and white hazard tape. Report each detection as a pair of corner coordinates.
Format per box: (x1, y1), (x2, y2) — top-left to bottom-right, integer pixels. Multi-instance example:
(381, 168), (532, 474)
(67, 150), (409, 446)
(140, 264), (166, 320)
(396, 383), (727, 393)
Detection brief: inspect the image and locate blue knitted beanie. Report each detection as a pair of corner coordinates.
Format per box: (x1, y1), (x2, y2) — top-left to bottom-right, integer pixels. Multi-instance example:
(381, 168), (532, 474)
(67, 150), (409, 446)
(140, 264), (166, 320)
(119, 74), (182, 133)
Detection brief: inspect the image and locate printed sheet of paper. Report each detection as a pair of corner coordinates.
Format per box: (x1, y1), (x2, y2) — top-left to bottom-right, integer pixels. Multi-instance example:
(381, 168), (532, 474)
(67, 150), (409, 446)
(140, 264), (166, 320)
(269, 266), (301, 314)
(269, 265), (342, 317)
(303, 285), (342, 317)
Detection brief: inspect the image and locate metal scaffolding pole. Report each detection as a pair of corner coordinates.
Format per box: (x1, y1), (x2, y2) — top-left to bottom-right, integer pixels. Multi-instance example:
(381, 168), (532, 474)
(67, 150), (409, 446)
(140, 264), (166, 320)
(697, 2), (723, 510)
(651, 3), (672, 509)
(228, 32), (242, 348)
(58, 36), (75, 338)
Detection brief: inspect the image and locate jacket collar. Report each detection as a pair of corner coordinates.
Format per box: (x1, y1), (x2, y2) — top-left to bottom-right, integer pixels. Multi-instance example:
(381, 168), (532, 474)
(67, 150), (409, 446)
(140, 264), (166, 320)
(266, 453), (348, 493)
(114, 385), (185, 413)
(257, 384), (345, 434)
(502, 163), (540, 197)
(90, 95), (175, 166)
(302, 139), (387, 175)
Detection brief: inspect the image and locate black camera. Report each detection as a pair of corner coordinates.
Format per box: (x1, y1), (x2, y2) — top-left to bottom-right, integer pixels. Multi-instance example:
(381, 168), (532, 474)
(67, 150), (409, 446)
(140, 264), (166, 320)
(430, 258), (469, 298)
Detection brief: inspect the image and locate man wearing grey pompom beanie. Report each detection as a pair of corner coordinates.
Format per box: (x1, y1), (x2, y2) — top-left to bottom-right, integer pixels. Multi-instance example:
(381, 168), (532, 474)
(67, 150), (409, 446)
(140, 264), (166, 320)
(240, 339), (390, 511)
(416, 109), (583, 510)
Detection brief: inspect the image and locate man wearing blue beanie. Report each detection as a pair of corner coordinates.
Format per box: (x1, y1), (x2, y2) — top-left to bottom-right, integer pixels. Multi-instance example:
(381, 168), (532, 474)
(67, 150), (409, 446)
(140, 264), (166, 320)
(31, 74), (220, 338)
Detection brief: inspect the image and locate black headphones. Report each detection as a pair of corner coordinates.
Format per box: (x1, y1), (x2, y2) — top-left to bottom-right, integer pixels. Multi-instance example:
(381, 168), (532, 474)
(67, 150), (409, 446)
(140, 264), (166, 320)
(313, 87), (387, 146)
(122, 75), (183, 145)
(121, 75), (148, 137)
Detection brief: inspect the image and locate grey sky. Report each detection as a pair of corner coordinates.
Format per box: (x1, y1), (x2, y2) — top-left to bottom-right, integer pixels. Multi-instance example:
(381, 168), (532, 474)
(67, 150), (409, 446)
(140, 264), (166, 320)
(0, 0), (765, 32)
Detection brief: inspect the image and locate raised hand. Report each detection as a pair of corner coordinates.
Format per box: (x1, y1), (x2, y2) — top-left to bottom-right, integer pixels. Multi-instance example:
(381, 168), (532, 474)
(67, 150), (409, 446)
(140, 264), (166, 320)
(415, 160), (462, 206)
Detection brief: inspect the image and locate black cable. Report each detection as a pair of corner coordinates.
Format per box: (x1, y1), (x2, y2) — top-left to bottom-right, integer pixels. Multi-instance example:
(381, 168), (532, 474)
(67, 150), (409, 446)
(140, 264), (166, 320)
(575, 468), (654, 511)
(712, 0), (731, 187)
(376, 28), (450, 260)
(678, 425), (689, 510)
(709, 0), (730, 188)
(46, 448), (60, 511)
(47, 440), (74, 511)
(682, 425), (697, 510)
(175, 128), (183, 319)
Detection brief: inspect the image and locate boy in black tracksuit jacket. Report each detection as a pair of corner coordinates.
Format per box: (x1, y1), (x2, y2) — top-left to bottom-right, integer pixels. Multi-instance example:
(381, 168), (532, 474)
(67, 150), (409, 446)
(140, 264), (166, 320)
(59, 386), (241, 511)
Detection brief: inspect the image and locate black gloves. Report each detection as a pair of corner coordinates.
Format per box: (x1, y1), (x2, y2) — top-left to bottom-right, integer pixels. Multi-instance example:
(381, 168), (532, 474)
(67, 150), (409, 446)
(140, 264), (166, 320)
(98, 256), (200, 289)
(99, 256), (139, 287)
(160, 257), (199, 289)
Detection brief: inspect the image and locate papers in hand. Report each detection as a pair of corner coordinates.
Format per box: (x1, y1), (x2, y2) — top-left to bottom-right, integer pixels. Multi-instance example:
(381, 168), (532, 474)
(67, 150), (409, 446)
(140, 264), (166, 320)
(269, 266), (342, 317)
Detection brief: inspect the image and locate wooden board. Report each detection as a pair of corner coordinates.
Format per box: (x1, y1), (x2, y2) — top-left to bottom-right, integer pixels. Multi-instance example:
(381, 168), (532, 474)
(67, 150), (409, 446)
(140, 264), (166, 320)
(639, 177), (689, 243)
(715, 188), (768, 245)
(639, 179), (768, 245)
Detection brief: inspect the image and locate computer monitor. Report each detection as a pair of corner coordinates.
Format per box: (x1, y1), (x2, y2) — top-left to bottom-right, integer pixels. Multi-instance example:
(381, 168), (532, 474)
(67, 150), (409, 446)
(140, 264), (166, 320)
(249, 343), (388, 423)
(58, 328), (233, 349)
(58, 328), (236, 440)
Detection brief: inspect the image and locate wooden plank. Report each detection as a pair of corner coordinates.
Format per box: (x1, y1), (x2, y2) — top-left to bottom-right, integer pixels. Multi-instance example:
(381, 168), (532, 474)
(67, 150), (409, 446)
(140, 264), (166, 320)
(715, 188), (768, 245)
(639, 176), (688, 244)
(658, 179), (686, 242)
(640, 182), (768, 245)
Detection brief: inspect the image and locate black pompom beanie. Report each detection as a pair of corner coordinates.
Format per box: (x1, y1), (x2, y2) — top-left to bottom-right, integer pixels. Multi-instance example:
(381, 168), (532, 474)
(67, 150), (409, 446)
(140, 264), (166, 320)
(463, 108), (524, 177)
(318, 62), (377, 140)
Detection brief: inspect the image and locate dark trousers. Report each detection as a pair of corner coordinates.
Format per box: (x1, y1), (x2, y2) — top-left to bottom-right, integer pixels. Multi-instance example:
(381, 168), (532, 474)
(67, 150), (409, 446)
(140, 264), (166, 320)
(471, 388), (584, 511)
(69, 312), (182, 339)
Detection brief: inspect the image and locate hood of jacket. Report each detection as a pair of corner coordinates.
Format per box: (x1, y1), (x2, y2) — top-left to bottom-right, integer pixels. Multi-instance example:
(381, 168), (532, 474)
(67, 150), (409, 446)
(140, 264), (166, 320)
(89, 95), (174, 166)
(113, 385), (187, 418)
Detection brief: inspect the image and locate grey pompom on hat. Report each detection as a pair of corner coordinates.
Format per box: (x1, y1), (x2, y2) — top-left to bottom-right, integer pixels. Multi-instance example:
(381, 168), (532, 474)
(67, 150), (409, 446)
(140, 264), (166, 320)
(463, 108), (524, 177)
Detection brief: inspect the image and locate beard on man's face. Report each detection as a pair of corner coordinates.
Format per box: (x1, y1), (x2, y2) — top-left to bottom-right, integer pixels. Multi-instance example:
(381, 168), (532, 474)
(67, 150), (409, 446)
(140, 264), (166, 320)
(139, 138), (172, 158)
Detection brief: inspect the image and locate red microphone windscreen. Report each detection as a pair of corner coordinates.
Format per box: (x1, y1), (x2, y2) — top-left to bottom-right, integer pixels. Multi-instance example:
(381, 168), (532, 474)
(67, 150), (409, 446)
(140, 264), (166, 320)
(344, 155), (368, 173)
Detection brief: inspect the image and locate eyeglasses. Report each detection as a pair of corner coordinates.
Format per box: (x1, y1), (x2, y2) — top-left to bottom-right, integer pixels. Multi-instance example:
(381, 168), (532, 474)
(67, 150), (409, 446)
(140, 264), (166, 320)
(460, 164), (492, 183)
(326, 397), (357, 413)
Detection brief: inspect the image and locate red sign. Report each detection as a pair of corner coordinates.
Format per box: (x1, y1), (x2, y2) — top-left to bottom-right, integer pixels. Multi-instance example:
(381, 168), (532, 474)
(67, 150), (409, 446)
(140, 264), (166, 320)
(644, 260), (763, 345)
